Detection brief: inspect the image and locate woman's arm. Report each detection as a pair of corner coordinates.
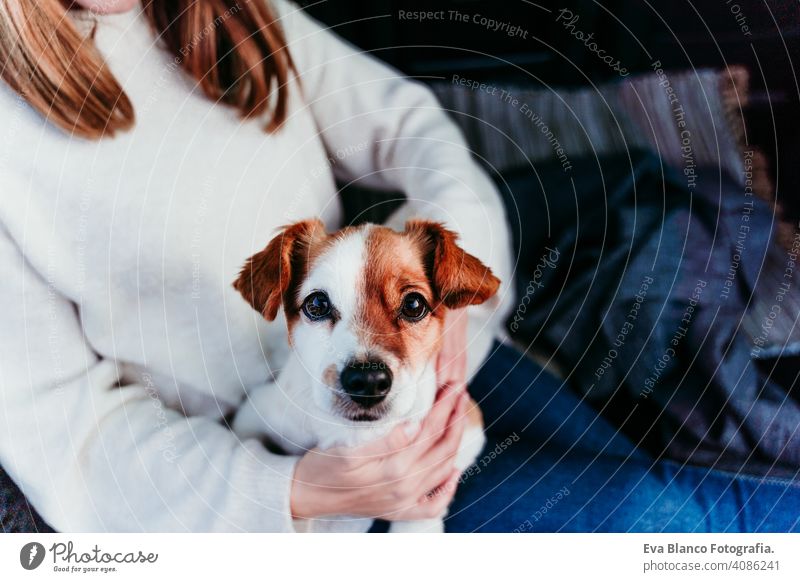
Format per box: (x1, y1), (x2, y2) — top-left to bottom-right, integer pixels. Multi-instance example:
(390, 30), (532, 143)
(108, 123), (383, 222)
(0, 225), (298, 532)
(0, 221), (471, 530)
(274, 0), (515, 378)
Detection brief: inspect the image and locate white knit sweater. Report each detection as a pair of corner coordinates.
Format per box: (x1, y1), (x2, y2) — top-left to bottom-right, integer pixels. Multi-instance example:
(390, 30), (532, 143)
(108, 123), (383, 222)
(0, 0), (512, 531)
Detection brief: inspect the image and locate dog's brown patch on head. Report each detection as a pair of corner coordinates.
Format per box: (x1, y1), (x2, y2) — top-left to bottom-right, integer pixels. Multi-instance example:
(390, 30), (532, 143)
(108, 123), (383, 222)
(356, 226), (442, 368)
(233, 219), (329, 329)
(235, 220), (501, 374)
(404, 220), (501, 309)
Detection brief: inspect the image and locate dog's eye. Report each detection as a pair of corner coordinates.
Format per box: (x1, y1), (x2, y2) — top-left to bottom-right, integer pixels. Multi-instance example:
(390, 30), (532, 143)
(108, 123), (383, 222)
(400, 293), (429, 322)
(302, 291), (332, 321)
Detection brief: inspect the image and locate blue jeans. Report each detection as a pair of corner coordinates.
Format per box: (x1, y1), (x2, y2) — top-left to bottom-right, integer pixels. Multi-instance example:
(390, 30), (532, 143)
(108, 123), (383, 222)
(445, 342), (800, 532)
(4, 341), (798, 533)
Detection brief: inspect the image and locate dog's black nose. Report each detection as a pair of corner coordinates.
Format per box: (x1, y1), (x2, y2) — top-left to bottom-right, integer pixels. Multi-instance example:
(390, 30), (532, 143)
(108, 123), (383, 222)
(340, 361), (393, 408)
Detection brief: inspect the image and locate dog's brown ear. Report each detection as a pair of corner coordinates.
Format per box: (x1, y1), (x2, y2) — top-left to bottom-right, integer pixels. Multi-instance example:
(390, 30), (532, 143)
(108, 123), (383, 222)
(405, 220), (500, 309)
(233, 219), (326, 320)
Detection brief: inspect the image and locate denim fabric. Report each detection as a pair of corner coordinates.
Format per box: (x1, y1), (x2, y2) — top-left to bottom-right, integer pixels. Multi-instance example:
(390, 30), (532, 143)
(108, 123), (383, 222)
(498, 151), (800, 478)
(446, 342), (800, 532)
(4, 342), (797, 532)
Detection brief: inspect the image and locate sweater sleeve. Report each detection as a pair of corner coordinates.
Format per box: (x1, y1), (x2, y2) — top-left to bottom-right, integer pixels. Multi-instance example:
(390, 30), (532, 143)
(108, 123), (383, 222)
(274, 0), (515, 375)
(0, 226), (298, 532)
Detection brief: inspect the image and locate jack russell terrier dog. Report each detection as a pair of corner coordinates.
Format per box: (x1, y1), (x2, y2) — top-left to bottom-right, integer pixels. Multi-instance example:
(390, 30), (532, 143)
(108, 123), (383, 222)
(231, 219), (500, 532)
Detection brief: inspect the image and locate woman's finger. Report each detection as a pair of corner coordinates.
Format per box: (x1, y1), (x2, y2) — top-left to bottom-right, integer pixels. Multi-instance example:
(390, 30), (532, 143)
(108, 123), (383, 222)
(394, 469), (461, 521)
(436, 308), (469, 389)
(412, 386), (464, 450)
(418, 395), (468, 468)
(395, 389), (464, 466)
(394, 392), (466, 496)
(343, 419), (418, 459)
(424, 468), (461, 504)
(414, 454), (459, 500)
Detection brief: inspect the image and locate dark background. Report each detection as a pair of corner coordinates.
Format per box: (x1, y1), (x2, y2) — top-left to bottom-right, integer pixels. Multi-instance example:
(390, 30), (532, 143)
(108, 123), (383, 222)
(300, 0), (799, 219)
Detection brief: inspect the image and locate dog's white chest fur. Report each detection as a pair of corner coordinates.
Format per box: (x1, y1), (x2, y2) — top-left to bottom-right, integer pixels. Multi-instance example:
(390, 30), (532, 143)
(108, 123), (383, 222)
(232, 352), (485, 533)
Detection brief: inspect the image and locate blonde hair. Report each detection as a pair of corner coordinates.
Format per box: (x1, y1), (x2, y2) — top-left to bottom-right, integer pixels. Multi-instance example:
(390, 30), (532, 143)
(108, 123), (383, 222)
(0, 0), (294, 139)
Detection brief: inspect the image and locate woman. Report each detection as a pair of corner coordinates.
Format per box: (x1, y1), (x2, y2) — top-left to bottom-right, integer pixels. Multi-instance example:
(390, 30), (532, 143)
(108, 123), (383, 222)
(0, 0), (514, 531)
(2, 0), (797, 533)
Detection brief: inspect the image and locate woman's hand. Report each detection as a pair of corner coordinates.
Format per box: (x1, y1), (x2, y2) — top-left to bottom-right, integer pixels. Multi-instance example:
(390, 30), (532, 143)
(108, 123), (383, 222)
(436, 308), (470, 394)
(291, 385), (469, 521)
